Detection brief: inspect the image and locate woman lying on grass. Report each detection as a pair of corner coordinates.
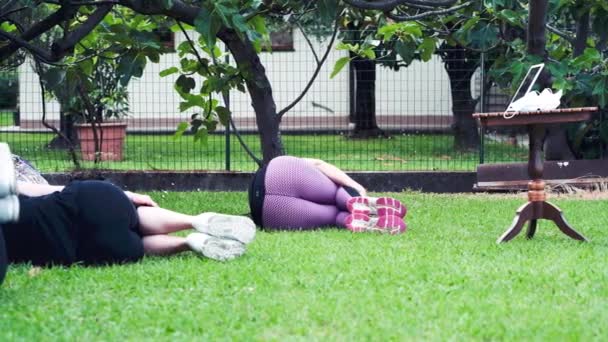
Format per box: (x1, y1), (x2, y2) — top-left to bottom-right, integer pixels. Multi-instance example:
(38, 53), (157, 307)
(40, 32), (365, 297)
(0, 143), (255, 285)
(249, 156), (408, 233)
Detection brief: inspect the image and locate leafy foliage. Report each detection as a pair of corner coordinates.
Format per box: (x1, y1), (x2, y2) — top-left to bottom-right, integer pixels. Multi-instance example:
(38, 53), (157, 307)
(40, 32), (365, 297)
(39, 6), (168, 123)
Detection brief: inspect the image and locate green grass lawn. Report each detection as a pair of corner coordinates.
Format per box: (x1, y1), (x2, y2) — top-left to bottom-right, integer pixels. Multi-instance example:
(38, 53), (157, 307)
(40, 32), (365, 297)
(2, 191), (607, 340)
(0, 111), (13, 127)
(0, 132), (527, 172)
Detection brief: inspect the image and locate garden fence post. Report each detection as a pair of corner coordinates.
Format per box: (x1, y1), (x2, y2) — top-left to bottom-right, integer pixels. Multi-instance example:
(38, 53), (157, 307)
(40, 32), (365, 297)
(224, 45), (231, 171)
(479, 50), (486, 165)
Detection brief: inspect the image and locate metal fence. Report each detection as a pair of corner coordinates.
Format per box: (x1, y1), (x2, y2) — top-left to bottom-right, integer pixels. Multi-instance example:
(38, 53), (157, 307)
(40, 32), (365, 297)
(1, 30), (600, 173)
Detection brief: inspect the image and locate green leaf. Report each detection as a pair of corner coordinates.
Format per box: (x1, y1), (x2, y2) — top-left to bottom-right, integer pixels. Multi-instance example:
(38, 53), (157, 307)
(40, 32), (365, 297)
(419, 38), (436, 62)
(174, 121), (189, 139)
(497, 9), (523, 27)
(170, 22), (193, 32)
(395, 41), (415, 65)
(42, 68), (66, 89)
(215, 106), (231, 126)
(193, 126), (208, 145)
(318, 0), (339, 22)
(179, 94), (206, 112)
(159, 67), (179, 77)
(468, 23), (499, 50)
(78, 59), (94, 77)
(231, 14), (249, 34)
(175, 75), (196, 94)
(336, 42), (353, 51)
(331, 56), (351, 79)
(591, 75), (608, 107)
(400, 22), (423, 38)
(573, 48), (601, 69)
(377, 24), (399, 41)
(360, 47), (376, 60)
(203, 119), (218, 132)
(461, 16), (480, 31)
(117, 53), (147, 86)
(194, 8), (222, 48)
(0, 22), (16, 32)
(249, 15), (268, 37)
(162, 0), (173, 10)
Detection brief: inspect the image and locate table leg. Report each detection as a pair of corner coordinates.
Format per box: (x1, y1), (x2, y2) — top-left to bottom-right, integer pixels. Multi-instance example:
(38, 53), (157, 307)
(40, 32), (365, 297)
(542, 202), (588, 241)
(526, 219), (537, 239)
(497, 202), (533, 243)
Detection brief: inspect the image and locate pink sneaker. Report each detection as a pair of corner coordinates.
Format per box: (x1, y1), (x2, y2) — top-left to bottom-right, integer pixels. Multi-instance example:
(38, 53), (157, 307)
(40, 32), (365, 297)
(344, 213), (406, 234)
(347, 197), (407, 218)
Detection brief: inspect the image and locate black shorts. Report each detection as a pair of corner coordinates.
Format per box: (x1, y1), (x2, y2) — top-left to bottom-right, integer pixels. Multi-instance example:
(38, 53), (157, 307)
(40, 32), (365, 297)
(0, 226), (6, 284)
(1, 180), (144, 266)
(248, 165), (267, 227)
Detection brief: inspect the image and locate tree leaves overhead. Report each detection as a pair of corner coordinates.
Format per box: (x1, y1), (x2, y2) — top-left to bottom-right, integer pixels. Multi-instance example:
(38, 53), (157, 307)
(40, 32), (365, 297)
(117, 53), (147, 86)
(330, 56), (350, 78)
(175, 75), (196, 95)
(194, 7), (222, 48)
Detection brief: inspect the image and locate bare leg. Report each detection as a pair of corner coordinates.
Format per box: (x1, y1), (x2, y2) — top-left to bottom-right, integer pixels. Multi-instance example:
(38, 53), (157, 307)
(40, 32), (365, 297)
(143, 235), (190, 256)
(137, 206), (195, 236)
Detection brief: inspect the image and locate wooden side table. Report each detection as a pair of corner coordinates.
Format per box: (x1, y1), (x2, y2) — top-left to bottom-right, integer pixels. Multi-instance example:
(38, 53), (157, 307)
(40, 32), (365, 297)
(473, 107), (599, 243)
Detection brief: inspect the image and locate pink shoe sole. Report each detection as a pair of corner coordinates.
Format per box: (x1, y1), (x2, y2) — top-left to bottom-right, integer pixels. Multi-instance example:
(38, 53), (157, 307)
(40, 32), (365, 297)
(347, 197), (407, 218)
(344, 213), (406, 235)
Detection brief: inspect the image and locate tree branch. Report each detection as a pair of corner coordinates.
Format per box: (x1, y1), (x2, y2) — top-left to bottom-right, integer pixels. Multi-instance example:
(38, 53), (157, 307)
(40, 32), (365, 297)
(0, 5), (28, 19)
(118, 0), (199, 23)
(344, 0), (458, 11)
(33, 60), (81, 167)
(43, 0), (120, 5)
(50, 4), (113, 61)
(573, 11), (589, 57)
(546, 24), (574, 44)
(0, 6), (77, 61)
(278, 18), (340, 119)
(0, 29), (57, 62)
(230, 117), (263, 167)
(386, 1), (471, 21)
(296, 21), (320, 64)
(0, 0), (19, 14)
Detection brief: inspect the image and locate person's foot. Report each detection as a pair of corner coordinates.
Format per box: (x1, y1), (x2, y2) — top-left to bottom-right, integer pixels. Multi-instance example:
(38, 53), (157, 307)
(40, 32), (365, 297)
(191, 212), (256, 245)
(347, 196), (407, 218)
(186, 232), (246, 262)
(0, 143), (17, 198)
(344, 213), (406, 234)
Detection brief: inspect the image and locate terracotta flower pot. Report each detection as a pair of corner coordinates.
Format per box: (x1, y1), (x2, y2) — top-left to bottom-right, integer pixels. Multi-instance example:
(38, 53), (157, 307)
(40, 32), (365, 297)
(75, 122), (127, 161)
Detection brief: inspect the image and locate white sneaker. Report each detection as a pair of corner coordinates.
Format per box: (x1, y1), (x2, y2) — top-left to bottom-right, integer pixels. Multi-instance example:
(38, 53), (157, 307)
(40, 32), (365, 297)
(191, 212), (256, 245)
(0, 195), (19, 224)
(0, 143), (17, 198)
(186, 232), (246, 262)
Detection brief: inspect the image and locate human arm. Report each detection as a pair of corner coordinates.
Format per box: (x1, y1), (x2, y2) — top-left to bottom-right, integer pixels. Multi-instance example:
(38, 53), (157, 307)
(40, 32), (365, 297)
(301, 158), (367, 196)
(17, 181), (158, 207)
(17, 181), (64, 197)
(124, 191), (158, 207)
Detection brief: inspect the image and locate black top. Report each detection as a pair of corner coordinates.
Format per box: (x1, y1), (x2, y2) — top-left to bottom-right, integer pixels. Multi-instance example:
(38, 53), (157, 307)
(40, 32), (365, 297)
(248, 165), (267, 227)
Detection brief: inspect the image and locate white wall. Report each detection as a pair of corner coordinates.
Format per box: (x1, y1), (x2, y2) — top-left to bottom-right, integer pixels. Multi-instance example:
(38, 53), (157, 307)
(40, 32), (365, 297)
(18, 30), (452, 130)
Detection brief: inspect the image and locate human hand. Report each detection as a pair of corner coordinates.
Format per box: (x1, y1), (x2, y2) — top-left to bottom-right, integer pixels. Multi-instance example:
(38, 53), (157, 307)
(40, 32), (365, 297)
(353, 184), (367, 197)
(125, 191), (159, 207)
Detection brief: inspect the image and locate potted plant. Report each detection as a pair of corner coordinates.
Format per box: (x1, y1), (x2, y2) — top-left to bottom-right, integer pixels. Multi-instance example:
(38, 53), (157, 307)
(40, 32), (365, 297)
(44, 58), (130, 162)
(72, 60), (130, 162)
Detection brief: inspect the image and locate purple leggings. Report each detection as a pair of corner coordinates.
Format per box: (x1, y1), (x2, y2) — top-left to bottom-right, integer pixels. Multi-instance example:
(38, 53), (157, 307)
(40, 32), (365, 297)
(262, 156), (352, 230)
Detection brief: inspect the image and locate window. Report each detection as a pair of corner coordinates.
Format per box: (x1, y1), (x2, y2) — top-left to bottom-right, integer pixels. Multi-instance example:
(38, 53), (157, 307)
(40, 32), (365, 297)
(264, 30), (294, 52)
(154, 28), (175, 52)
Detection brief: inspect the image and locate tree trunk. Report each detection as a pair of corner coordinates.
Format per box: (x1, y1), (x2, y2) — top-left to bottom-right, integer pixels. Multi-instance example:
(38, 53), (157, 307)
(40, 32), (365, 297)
(350, 55), (385, 138)
(442, 47), (479, 150)
(219, 30), (284, 164)
(528, 0), (575, 160)
(46, 110), (77, 149)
